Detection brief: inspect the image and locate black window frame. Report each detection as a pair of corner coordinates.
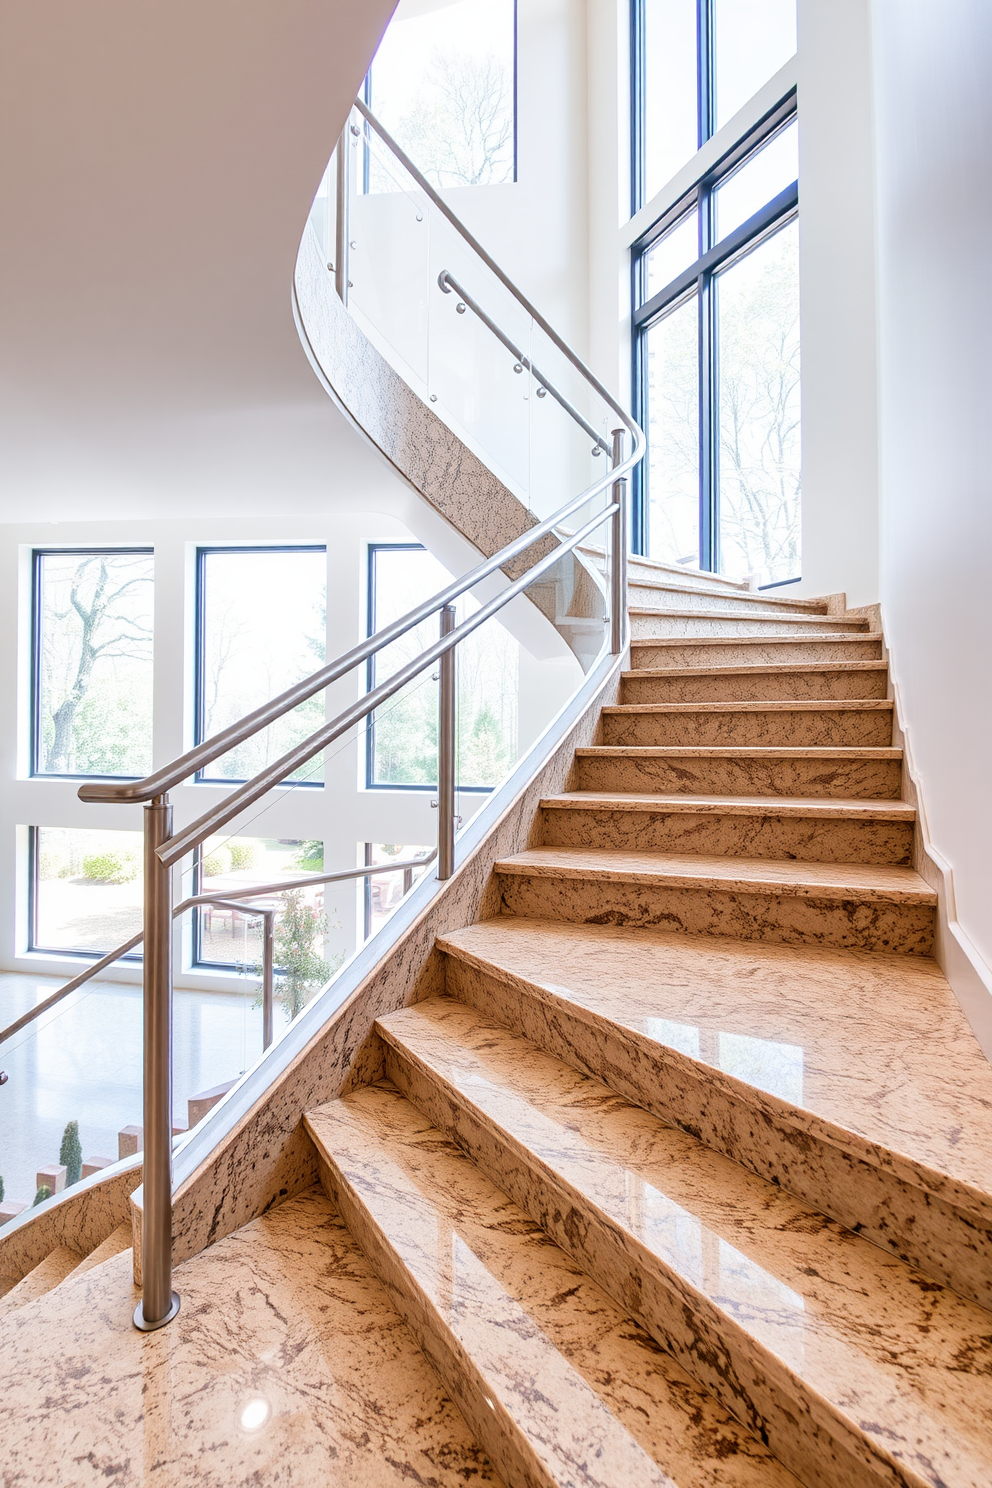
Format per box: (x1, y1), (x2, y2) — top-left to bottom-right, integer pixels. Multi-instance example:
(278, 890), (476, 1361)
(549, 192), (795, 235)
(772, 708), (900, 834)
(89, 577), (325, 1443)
(30, 545), (155, 782)
(631, 91), (799, 580)
(193, 544), (327, 788)
(365, 543), (491, 794)
(27, 824), (143, 961)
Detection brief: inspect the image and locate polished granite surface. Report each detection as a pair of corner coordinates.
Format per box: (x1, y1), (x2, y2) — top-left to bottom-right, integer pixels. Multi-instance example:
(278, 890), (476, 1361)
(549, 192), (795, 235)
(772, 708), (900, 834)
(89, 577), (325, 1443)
(309, 1085), (801, 1488)
(374, 999), (992, 1488)
(0, 1188), (502, 1487)
(437, 919), (992, 1200)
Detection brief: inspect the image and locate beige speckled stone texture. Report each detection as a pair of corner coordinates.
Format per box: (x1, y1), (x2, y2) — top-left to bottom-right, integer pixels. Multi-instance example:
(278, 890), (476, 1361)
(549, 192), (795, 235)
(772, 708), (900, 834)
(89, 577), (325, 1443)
(0, 1187), (502, 1487)
(494, 848), (936, 955)
(601, 700), (894, 747)
(375, 999), (992, 1488)
(626, 583), (829, 617)
(437, 919), (992, 1310)
(629, 609), (870, 640)
(573, 745), (905, 799)
(539, 793), (914, 864)
(0, 1245), (81, 1317)
(0, 1159), (140, 1292)
(620, 662), (890, 704)
(308, 1086), (801, 1488)
(631, 635), (883, 667)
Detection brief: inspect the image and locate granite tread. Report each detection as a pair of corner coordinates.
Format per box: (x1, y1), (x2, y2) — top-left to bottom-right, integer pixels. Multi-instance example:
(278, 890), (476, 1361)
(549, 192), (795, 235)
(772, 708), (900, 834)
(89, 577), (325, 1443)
(307, 1086), (802, 1488)
(375, 998), (992, 1488)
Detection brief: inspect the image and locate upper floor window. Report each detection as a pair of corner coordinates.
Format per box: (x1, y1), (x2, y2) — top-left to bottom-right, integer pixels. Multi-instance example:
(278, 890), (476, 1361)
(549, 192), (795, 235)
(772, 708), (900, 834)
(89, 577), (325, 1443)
(366, 0), (517, 190)
(633, 0), (796, 210)
(195, 547), (326, 785)
(632, 104), (799, 584)
(32, 549), (154, 779)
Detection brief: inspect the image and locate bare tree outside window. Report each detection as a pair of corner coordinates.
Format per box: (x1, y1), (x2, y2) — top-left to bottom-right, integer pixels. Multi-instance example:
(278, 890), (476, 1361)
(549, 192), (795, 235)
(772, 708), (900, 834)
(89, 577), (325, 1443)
(36, 551), (154, 777)
(368, 0), (515, 193)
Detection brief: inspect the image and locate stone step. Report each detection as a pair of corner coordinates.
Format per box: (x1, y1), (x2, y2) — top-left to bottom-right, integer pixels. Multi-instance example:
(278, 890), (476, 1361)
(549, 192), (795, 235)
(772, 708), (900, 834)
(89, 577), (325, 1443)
(630, 634), (884, 667)
(307, 1085), (800, 1488)
(0, 1245), (80, 1318)
(62, 1222), (132, 1283)
(493, 847), (936, 955)
(601, 700), (894, 748)
(539, 792), (915, 865)
(574, 745), (904, 799)
(438, 919), (992, 1312)
(578, 542), (753, 594)
(620, 661), (890, 704)
(629, 608), (870, 641)
(374, 997), (992, 1488)
(627, 578), (830, 617)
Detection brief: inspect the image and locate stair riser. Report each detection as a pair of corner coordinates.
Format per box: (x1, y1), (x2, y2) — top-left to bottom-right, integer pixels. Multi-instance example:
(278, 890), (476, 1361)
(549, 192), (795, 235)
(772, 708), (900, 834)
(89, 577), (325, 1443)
(540, 808), (914, 866)
(383, 1038), (908, 1488)
(630, 613), (868, 639)
(602, 711), (893, 748)
(441, 955), (992, 1316)
(495, 873), (935, 956)
(632, 639), (882, 667)
(574, 753), (904, 799)
(315, 1150), (551, 1488)
(628, 585), (828, 618)
(621, 671), (889, 704)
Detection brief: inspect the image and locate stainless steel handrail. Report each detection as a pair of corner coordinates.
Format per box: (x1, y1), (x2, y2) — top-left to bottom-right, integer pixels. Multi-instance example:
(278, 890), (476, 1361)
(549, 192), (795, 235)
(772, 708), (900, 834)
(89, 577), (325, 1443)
(155, 499), (616, 871)
(351, 99), (640, 459)
(437, 272), (611, 455)
(0, 854), (435, 1049)
(69, 97), (643, 1333)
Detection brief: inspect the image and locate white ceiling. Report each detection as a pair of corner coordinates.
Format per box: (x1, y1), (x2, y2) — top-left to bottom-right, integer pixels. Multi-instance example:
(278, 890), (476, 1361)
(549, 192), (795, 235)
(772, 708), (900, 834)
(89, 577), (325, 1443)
(0, 0), (401, 521)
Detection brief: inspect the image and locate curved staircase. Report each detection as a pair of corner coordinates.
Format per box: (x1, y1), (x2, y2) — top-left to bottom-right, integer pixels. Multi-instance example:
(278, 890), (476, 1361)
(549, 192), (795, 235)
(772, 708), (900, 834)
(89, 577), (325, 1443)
(6, 573), (989, 1487)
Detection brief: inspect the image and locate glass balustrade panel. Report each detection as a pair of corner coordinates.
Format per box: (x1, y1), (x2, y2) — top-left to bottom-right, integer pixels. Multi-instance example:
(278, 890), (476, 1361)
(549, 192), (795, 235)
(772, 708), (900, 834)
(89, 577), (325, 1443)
(346, 126), (432, 395)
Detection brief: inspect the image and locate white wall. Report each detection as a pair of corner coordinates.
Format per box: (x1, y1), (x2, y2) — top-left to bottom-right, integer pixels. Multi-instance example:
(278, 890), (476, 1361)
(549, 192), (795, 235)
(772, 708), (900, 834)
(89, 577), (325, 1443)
(794, 0), (879, 608)
(871, 0), (992, 1017)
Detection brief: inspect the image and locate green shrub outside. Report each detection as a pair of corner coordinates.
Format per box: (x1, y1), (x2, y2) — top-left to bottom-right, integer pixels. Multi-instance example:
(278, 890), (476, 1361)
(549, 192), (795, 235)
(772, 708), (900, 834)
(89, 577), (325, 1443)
(38, 849), (74, 881)
(202, 845), (233, 878)
(228, 839), (260, 871)
(0, 1175), (4, 1202)
(32, 1185), (51, 1207)
(294, 840), (324, 871)
(82, 849), (139, 884)
(59, 1120), (83, 1187)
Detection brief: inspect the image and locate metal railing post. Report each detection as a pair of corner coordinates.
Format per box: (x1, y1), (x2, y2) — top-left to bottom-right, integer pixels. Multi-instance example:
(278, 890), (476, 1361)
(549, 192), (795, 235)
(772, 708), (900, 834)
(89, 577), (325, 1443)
(134, 793), (179, 1332)
(334, 123), (351, 307)
(437, 604), (457, 880)
(610, 428), (628, 655)
(261, 909), (275, 1051)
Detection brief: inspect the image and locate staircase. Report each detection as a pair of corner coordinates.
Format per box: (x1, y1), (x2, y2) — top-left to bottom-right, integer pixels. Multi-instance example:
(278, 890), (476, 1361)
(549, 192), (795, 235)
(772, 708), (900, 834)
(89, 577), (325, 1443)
(4, 576), (992, 1484)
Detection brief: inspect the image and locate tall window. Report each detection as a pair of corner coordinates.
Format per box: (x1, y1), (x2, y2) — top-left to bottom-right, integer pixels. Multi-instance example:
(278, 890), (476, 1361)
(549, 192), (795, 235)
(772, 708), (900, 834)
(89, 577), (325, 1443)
(192, 835), (326, 973)
(32, 549), (154, 778)
(30, 826), (143, 957)
(633, 0), (796, 211)
(195, 547), (326, 785)
(633, 65), (799, 584)
(366, 545), (518, 791)
(366, 0), (517, 189)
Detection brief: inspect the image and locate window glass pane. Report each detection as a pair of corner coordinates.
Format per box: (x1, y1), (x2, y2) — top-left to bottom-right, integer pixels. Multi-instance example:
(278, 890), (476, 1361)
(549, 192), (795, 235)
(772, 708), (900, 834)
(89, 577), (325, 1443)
(368, 0), (515, 190)
(33, 827), (143, 955)
(644, 210), (699, 301)
(369, 546), (518, 789)
(195, 837), (342, 1017)
(363, 843), (433, 941)
(715, 119), (797, 241)
(717, 220), (801, 585)
(197, 549), (326, 784)
(35, 551), (153, 777)
(642, 0), (698, 202)
(713, 0), (796, 130)
(644, 295), (701, 567)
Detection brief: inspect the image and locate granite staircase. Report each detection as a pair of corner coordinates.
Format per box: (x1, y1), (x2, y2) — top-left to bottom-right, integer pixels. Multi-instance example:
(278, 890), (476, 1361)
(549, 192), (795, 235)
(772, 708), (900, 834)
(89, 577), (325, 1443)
(4, 567), (992, 1488)
(305, 569), (992, 1488)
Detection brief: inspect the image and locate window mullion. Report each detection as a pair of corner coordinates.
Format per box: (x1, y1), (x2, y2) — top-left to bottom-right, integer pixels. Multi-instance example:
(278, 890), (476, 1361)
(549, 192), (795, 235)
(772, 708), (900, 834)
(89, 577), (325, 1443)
(697, 0), (715, 147)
